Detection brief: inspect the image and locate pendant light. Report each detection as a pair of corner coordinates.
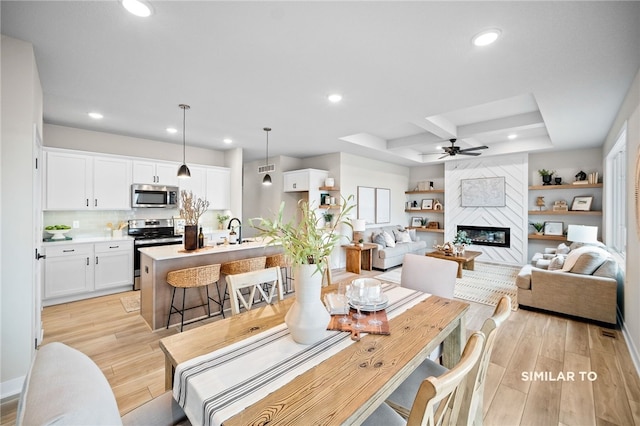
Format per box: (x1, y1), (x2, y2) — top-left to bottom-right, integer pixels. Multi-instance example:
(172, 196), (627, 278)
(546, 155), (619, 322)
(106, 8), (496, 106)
(177, 104), (191, 178)
(262, 127), (272, 186)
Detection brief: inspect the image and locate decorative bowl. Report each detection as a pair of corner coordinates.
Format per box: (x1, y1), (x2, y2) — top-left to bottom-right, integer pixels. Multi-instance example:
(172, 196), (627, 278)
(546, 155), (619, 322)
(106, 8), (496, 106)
(47, 229), (71, 240)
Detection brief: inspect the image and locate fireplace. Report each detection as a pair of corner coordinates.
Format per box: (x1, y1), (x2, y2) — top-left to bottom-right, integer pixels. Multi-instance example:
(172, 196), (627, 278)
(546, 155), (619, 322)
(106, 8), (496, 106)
(457, 225), (510, 248)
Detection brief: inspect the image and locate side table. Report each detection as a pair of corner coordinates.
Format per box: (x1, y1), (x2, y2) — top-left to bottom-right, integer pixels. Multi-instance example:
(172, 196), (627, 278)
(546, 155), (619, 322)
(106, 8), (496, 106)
(342, 243), (377, 274)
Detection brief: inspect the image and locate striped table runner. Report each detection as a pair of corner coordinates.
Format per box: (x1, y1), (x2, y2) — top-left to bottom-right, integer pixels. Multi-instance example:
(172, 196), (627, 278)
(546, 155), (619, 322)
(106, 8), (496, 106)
(173, 284), (429, 426)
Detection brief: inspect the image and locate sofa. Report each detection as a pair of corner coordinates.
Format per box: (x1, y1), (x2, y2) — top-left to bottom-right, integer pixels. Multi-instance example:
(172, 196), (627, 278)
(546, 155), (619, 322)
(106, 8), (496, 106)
(16, 342), (189, 425)
(516, 243), (620, 324)
(366, 225), (427, 270)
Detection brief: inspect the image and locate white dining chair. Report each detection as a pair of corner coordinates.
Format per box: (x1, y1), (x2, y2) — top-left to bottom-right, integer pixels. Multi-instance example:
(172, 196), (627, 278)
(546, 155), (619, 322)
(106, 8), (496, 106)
(362, 331), (485, 426)
(400, 253), (458, 299)
(385, 296), (512, 424)
(225, 266), (284, 315)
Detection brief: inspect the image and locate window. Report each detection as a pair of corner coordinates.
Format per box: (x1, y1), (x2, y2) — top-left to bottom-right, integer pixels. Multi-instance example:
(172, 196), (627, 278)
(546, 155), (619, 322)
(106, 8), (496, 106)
(606, 124), (627, 257)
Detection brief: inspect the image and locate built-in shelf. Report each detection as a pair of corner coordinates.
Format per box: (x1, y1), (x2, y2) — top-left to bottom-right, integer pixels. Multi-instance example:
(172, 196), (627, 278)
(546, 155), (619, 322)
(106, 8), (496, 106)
(529, 183), (602, 190)
(319, 204), (340, 209)
(528, 210), (602, 216)
(408, 227), (444, 234)
(405, 209), (445, 213)
(528, 234), (567, 242)
(319, 186), (340, 191)
(405, 189), (445, 194)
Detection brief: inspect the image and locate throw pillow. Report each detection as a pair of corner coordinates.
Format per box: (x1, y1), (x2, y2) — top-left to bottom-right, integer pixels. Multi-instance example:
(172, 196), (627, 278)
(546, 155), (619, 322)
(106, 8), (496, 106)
(393, 228), (412, 243)
(383, 231), (396, 247)
(563, 246), (610, 275)
(556, 243), (570, 255)
(561, 245), (602, 271)
(548, 255), (565, 271)
(408, 228), (417, 242)
(593, 258), (618, 279)
(371, 232), (386, 247)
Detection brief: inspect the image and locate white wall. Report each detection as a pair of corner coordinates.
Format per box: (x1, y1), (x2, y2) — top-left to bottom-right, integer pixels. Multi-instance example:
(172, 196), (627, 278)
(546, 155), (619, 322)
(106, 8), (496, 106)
(603, 66), (640, 370)
(45, 124), (226, 167)
(1, 36), (43, 397)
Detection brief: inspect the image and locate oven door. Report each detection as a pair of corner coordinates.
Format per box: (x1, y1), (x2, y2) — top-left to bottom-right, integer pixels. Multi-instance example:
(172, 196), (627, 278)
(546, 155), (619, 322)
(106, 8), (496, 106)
(133, 238), (182, 290)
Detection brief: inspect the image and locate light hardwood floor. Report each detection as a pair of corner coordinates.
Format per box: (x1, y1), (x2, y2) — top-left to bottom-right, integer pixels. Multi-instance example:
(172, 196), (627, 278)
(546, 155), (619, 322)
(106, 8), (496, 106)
(2, 268), (639, 425)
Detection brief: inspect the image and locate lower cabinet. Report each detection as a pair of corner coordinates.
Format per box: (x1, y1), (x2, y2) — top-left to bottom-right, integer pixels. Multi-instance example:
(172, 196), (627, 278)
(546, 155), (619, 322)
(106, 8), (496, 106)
(43, 240), (133, 306)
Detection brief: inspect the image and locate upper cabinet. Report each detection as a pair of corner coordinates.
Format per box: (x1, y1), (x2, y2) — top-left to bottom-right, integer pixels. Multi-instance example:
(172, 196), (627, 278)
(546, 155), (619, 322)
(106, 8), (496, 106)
(283, 169), (328, 192)
(132, 160), (179, 186)
(206, 167), (231, 210)
(178, 165), (207, 201)
(45, 150), (132, 210)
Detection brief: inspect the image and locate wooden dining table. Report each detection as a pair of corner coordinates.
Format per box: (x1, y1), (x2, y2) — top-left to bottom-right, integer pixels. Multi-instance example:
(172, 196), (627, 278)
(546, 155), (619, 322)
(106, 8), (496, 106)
(159, 283), (469, 426)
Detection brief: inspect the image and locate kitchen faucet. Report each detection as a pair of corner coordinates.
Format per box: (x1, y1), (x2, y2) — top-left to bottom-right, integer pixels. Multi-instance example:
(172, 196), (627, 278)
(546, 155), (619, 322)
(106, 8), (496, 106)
(227, 217), (242, 244)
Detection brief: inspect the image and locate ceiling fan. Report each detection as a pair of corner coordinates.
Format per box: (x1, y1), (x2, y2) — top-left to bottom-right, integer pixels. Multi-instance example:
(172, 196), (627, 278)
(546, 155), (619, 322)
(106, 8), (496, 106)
(439, 139), (488, 159)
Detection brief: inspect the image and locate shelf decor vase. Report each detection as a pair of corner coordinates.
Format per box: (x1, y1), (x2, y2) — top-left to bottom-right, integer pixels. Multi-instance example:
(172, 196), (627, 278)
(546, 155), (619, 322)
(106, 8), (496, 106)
(542, 175), (552, 185)
(285, 264), (330, 345)
(183, 225), (198, 251)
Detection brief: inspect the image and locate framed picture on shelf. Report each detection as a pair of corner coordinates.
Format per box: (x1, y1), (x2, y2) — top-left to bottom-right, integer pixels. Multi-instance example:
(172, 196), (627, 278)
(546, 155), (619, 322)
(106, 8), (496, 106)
(543, 221), (564, 236)
(570, 196), (593, 211)
(421, 199), (433, 210)
(411, 217), (422, 227)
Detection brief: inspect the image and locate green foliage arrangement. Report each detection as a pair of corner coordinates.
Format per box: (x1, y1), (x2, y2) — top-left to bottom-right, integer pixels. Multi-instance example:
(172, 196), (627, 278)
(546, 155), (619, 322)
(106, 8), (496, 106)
(216, 213), (230, 225)
(252, 195), (355, 275)
(530, 222), (545, 232)
(538, 169), (555, 177)
(453, 230), (472, 245)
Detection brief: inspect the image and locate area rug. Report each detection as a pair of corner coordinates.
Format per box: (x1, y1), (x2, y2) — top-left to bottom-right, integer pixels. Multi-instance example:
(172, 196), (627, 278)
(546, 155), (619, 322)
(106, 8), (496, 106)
(375, 262), (519, 310)
(120, 294), (140, 313)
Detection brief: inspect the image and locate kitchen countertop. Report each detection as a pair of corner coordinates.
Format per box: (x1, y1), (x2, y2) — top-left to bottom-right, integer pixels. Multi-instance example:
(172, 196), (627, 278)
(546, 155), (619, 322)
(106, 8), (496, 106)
(42, 235), (135, 246)
(138, 238), (277, 261)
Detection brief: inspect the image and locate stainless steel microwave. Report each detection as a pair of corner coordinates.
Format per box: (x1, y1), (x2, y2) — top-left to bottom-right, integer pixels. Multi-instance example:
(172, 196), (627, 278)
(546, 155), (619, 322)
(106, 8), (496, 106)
(131, 184), (179, 208)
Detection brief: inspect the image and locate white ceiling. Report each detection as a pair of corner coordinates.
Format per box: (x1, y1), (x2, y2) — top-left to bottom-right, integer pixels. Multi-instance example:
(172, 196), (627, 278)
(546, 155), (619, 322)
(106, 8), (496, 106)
(2, 1), (639, 166)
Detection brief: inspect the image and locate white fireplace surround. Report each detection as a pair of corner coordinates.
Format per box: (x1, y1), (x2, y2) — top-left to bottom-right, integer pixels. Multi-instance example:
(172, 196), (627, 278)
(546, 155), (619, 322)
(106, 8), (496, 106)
(445, 153), (528, 265)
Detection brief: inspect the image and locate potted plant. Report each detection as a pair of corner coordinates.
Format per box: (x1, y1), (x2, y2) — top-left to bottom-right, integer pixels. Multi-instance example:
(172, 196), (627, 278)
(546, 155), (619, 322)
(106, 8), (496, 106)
(538, 169), (555, 186)
(322, 212), (334, 228)
(252, 195), (354, 344)
(179, 191), (209, 250)
(530, 222), (545, 235)
(216, 213), (230, 230)
(453, 230), (472, 254)
(421, 217), (428, 228)
(358, 238), (364, 247)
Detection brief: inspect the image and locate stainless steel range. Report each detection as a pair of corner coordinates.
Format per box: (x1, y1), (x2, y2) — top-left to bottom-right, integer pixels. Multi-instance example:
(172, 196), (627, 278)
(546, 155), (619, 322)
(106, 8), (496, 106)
(128, 219), (182, 289)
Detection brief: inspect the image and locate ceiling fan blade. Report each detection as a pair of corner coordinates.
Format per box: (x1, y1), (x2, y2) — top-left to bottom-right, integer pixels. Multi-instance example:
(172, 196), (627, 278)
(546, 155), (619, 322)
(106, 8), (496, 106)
(458, 151), (482, 156)
(438, 153), (450, 159)
(458, 145), (489, 153)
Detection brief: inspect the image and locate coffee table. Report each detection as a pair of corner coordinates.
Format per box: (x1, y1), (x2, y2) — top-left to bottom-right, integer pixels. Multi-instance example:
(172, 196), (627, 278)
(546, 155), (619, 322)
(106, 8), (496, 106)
(425, 250), (482, 278)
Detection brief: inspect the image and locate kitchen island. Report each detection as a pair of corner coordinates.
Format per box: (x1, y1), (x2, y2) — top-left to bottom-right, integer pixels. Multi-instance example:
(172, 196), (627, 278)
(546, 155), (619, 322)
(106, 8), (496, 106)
(139, 239), (282, 331)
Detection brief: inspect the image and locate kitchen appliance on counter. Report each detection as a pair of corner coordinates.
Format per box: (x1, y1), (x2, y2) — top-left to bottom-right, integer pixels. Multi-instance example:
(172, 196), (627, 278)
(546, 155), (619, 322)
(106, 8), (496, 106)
(128, 218), (182, 290)
(131, 184), (179, 208)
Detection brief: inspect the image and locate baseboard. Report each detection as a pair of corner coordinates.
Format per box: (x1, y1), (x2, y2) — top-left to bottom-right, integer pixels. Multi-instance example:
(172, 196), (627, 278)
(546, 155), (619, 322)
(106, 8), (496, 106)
(1, 375), (24, 400)
(619, 307), (640, 377)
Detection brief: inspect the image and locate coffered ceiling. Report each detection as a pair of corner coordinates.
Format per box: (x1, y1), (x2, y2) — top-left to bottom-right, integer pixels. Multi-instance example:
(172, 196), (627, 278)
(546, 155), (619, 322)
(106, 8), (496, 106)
(2, 1), (639, 166)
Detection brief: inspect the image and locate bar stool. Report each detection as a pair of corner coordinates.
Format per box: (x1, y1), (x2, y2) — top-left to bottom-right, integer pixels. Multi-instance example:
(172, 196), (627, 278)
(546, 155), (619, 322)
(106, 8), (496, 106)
(265, 253), (293, 294)
(220, 256), (267, 312)
(166, 264), (222, 332)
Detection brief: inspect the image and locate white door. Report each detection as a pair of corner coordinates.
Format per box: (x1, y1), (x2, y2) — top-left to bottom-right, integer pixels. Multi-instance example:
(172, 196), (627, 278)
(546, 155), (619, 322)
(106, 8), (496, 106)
(45, 150), (91, 209)
(33, 125), (44, 347)
(180, 165), (206, 201)
(155, 161), (180, 186)
(206, 167), (231, 209)
(132, 160), (157, 184)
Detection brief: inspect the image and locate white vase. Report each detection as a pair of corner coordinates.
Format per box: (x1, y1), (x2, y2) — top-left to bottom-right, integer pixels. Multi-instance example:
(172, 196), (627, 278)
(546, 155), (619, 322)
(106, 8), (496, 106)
(285, 264), (331, 345)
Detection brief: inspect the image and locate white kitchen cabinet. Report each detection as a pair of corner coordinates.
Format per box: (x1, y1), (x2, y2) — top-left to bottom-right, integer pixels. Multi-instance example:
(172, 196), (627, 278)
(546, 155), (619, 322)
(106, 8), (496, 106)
(43, 239), (134, 306)
(206, 167), (231, 210)
(179, 165), (207, 201)
(94, 240), (133, 290)
(283, 169), (328, 192)
(92, 156), (132, 209)
(45, 151), (92, 209)
(44, 149), (132, 210)
(133, 160), (179, 186)
(43, 243), (93, 300)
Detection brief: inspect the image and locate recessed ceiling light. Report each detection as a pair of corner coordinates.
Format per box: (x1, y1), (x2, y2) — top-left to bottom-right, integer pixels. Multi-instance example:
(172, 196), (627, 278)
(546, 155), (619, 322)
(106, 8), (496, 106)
(472, 29), (501, 47)
(121, 0), (152, 17)
(223, 138), (233, 144)
(166, 127), (177, 134)
(327, 94), (343, 103)
(88, 112), (103, 119)
(508, 133), (517, 140)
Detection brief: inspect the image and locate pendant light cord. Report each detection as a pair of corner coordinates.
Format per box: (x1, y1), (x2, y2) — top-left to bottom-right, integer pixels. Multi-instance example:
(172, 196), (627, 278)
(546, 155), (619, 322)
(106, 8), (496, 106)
(264, 127), (271, 166)
(182, 106), (186, 163)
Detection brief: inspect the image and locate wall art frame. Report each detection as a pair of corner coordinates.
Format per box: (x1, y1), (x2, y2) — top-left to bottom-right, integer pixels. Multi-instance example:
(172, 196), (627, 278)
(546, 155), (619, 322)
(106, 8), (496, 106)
(460, 176), (506, 207)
